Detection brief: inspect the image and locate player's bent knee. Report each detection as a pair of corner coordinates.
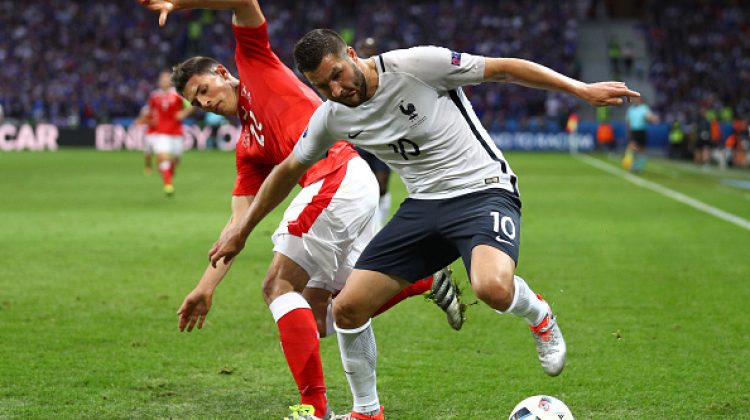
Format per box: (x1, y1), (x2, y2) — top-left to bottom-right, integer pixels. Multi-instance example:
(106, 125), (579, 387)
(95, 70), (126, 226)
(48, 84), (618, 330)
(261, 278), (277, 304)
(472, 270), (515, 310)
(332, 299), (368, 330)
(261, 275), (296, 305)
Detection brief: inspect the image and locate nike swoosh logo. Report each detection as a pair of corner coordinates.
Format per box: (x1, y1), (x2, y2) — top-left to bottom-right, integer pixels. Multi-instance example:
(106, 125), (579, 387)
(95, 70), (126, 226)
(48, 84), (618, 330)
(495, 236), (515, 246)
(347, 130), (364, 139)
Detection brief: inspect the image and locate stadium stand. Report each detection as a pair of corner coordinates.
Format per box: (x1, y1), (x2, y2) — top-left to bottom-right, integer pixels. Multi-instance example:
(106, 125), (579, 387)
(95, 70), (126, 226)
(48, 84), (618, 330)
(2, 0), (746, 158)
(644, 1), (750, 123)
(0, 0), (579, 130)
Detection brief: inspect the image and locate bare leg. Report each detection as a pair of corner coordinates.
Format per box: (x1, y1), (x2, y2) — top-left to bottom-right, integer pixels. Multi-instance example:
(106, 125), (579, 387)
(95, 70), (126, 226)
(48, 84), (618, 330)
(303, 287), (332, 337)
(156, 152), (174, 193)
(144, 152), (153, 175)
(470, 245), (566, 376)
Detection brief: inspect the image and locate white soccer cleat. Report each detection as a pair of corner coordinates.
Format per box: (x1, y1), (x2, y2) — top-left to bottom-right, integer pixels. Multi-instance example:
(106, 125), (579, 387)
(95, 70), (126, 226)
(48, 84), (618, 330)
(332, 405), (384, 420)
(429, 267), (465, 331)
(530, 297), (567, 376)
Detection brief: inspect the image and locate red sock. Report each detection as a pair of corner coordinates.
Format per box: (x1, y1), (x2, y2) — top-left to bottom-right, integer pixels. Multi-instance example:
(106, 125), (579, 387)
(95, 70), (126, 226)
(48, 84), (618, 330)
(373, 276), (433, 317)
(277, 308), (327, 417)
(160, 163), (173, 186)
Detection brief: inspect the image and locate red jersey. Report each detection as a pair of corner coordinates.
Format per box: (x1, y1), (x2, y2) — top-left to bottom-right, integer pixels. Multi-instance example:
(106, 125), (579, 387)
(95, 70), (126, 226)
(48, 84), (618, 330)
(232, 22), (358, 196)
(147, 88), (185, 135)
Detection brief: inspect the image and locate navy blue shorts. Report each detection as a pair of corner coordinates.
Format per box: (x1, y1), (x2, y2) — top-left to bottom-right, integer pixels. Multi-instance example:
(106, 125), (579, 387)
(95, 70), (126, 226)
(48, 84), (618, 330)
(354, 189), (522, 282)
(631, 129), (647, 147)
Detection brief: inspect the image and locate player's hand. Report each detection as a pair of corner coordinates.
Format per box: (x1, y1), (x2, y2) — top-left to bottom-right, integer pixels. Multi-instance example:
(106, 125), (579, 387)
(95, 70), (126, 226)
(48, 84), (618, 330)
(137, 0), (177, 27)
(177, 287), (213, 332)
(579, 82), (641, 107)
(208, 226), (247, 268)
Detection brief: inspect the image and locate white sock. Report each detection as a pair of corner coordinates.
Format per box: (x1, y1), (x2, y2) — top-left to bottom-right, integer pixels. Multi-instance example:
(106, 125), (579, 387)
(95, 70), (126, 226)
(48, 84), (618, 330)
(497, 276), (548, 326)
(268, 292), (310, 322)
(335, 319), (380, 414)
(377, 192), (391, 227)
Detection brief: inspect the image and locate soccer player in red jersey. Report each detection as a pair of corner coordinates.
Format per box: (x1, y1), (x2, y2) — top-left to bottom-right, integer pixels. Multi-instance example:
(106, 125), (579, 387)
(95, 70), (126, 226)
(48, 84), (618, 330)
(137, 1), (464, 418)
(137, 71), (193, 194)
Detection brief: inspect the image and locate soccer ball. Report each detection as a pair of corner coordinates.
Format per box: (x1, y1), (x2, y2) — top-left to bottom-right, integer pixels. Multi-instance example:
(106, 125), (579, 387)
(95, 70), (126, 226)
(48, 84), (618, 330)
(508, 395), (574, 420)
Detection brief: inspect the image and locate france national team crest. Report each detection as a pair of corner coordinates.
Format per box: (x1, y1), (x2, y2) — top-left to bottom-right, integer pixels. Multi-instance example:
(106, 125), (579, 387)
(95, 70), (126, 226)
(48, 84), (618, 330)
(451, 51), (462, 66)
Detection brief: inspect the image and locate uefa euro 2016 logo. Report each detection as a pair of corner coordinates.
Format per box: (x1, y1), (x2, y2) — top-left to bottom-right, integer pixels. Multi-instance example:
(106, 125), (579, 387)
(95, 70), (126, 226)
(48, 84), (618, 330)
(451, 51), (462, 66)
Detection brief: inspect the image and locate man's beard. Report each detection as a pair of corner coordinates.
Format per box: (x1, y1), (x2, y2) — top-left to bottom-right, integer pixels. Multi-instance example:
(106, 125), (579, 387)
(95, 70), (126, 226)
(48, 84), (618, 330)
(351, 61), (368, 105)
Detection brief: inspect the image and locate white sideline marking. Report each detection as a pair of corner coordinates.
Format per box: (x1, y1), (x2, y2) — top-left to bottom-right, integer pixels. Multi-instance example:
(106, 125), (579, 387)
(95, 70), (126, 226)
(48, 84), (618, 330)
(574, 154), (750, 231)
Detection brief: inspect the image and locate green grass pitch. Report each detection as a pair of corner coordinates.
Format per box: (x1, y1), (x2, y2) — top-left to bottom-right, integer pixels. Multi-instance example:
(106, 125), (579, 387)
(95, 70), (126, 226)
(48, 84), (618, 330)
(1, 150), (748, 418)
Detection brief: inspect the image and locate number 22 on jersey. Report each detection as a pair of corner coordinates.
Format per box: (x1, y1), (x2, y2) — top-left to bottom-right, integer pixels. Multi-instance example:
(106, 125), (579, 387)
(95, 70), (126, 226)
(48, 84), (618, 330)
(240, 105), (264, 147)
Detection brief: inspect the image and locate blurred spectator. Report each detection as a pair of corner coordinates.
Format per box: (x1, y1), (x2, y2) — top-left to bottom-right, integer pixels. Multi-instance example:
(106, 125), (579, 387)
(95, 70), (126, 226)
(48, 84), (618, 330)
(544, 93), (565, 131)
(621, 42), (634, 76)
(607, 38), (621, 77)
(357, 37), (378, 59)
(566, 107), (579, 135)
(203, 112), (227, 150)
(595, 106), (615, 152)
(667, 119), (686, 159)
(707, 108), (725, 167)
(694, 110), (712, 166)
(723, 118), (748, 168)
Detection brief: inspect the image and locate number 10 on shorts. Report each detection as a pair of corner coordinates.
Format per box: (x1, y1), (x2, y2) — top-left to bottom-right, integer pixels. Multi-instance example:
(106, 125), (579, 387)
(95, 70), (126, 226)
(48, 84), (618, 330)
(491, 211), (516, 243)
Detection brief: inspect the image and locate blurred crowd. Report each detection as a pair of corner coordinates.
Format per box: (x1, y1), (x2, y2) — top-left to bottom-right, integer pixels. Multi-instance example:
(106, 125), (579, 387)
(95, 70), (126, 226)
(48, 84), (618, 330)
(6, 0), (748, 161)
(0, 0), (579, 128)
(643, 1), (750, 168)
(0, 0), (236, 127)
(645, 1), (750, 124)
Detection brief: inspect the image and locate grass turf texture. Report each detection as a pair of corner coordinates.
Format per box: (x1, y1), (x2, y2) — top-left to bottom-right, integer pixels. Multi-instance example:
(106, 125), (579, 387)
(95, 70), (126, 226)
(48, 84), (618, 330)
(1, 150), (748, 418)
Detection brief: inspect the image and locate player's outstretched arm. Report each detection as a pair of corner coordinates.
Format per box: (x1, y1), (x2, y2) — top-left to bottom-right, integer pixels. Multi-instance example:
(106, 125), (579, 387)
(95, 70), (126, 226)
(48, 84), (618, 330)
(137, 0), (263, 27)
(483, 57), (640, 107)
(177, 195), (254, 332)
(134, 106), (151, 126)
(209, 154), (310, 268)
(177, 100), (194, 121)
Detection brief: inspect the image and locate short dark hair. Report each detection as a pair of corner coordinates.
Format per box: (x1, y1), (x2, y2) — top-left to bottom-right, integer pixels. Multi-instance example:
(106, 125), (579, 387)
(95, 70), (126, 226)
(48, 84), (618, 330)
(171, 56), (220, 95)
(293, 29), (348, 73)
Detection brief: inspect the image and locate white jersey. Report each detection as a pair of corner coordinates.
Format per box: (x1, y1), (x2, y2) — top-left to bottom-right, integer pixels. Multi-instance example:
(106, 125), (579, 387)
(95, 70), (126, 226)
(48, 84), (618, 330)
(294, 46), (518, 200)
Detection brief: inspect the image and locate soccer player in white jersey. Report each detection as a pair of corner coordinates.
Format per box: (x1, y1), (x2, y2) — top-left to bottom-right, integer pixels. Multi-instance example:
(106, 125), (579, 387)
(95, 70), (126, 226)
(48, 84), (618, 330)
(210, 29), (640, 419)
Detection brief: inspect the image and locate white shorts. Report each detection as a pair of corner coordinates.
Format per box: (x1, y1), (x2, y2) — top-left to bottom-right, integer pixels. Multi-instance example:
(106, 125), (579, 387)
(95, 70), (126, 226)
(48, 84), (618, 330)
(143, 135), (156, 154)
(272, 157), (379, 293)
(147, 134), (184, 156)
